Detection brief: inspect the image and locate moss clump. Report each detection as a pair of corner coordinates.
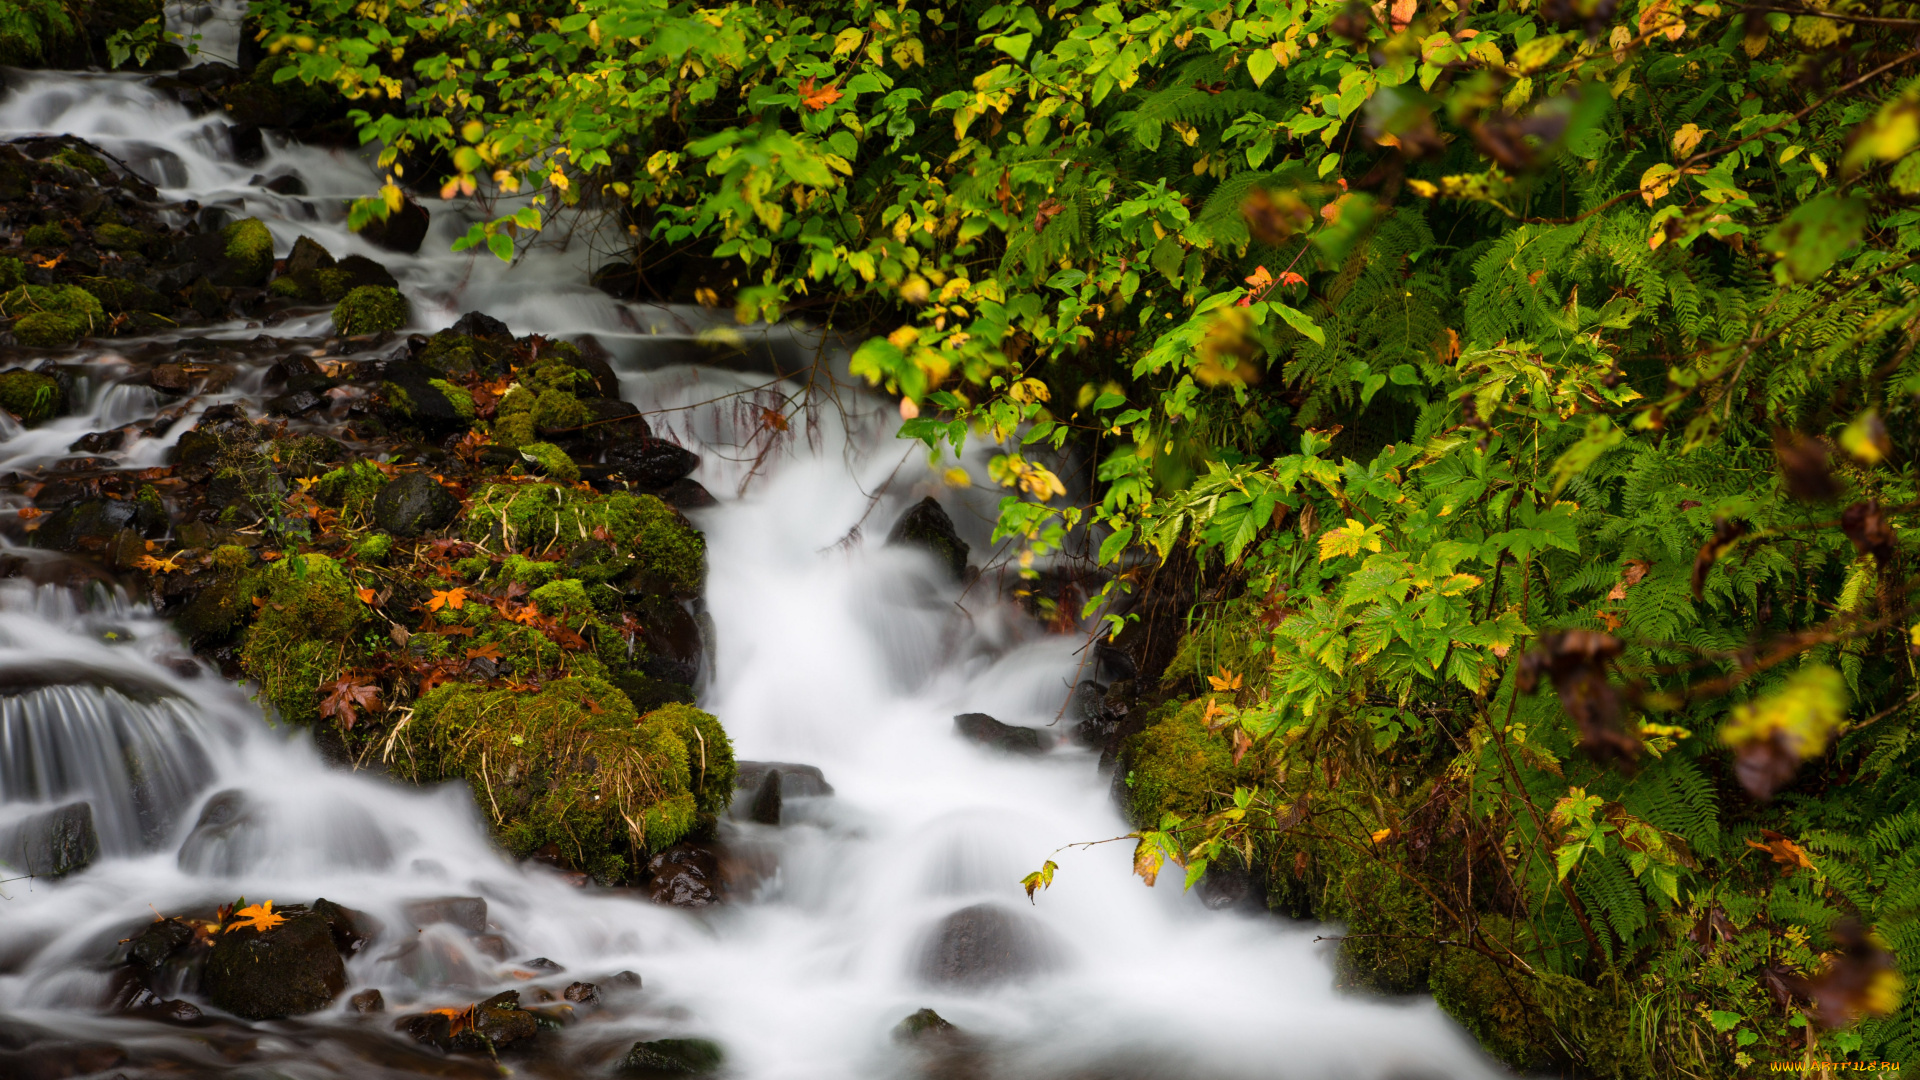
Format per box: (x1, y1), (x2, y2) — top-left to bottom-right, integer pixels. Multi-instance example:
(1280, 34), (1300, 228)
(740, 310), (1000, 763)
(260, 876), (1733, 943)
(0, 257), (25, 291)
(530, 578), (592, 618)
(238, 553), (367, 724)
(532, 388), (589, 432)
(272, 266), (354, 303)
(492, 411), (538, 450)
(24, 222), (70, 248)
(331, 285), (408, 335)
(352, 533), (394, 564)
(394, 678), (734, 880)
(465, 484), (705, 595)
(212, 544), (250, 572)
(427, 378), (475, 422)
(221, 218), (274, 285)
(420, 330), (509, 379)
(6, 282), (105, 345)
(268, 276), (303, 298)
(50, 148), (108, 176)
(78, 276), (168, 313)
(1117, 700), (1237, 828)
(494, 553), (560, 589)
(0, 368), (66, 423)
(11, 312), (85, 347)
(92, 223), (147, 251)
(517, 441), (578, 482)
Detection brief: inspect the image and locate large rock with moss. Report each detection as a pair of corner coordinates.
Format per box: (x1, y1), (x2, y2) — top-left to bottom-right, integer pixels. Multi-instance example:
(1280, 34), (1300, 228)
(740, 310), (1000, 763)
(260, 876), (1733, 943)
(3, 285), (104, 347)
(393, 679), (734, 881)
(887, 497), (970, 581)
(465, 484), (705, 596)
(1116, 699), (1237, 828)
(238, 553), (368, 724)
(380, 362), (472, 433)
(372, 471), (459, 537)
(204, 907), (346, 1020)
(0, 367), (68, 423)
(332, 285), (408, 335)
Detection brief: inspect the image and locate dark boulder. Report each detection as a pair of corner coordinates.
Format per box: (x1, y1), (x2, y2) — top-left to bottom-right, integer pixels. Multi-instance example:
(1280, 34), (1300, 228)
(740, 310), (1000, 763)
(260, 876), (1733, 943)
(617, 1038), (725, 1077)
(894, 1008), (956, 1041)
(403, 895), (488, 933)
(284, 235), (335, 276)
(887, 497), (970, 581)
(67, 430), (125, 454)
(359, 195), (431, 254)
(337, 254), (400, 291)
(747, 769), (781, 825)
(128, 918), (194, 968)
(372, 472), (459, 537)
(450, 310), (511, 339)
(349, 988), (384, 1013)
(655, 478), (717, 510)
(33, 498), (163, 551)
(580, 399), (652, 446)
(396, 990), (539, 1053)
(917, 903), (1051, 988)
(0, 802), (99, 879)
(381, 362), (472, 433)
(734, 761), (833, 798)
(204, 908), (347, 1019)
(604, 438), (699, 488)
(953, 713), (1051, 756)
(646, 843), (721, 908)
(312, 897), (382, 956)
(564, 981), (600, 1005)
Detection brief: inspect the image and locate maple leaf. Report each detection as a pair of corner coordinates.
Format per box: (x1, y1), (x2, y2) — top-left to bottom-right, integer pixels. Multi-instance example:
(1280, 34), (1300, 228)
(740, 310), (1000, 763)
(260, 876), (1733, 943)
(226, 900), (287, 934)
(356, 587), (377, 605)
(427, 587), (467, 612)
(1279, 270), (1306, 287)
(466, 643), (504, 662)
(134, 553), (183, 574)
(798, 77), (842, 110)
(1207, 667), (1243, 693)
(318, 679), (380, 730)
(16, 507), (43, 520)
(1244, 266), (1274, 290)
(1746, 829), (1814, 874)
(30, 252), (63, 269)
(1020, 859), (1058, 903)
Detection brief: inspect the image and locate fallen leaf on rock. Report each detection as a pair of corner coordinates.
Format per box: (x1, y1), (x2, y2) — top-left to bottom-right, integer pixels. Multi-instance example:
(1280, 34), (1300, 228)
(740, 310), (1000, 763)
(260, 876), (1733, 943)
(226, 900), (286, 934)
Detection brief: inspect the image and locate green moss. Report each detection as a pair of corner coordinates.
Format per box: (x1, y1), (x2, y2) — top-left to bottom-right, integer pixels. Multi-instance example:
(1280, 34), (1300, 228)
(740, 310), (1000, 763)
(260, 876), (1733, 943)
(92, 223), (146, 250)
(1117, 699), (1237, 828)
(420, 331), (508, 378)
(517, 440), (578, 482)
(1428, 939), (1554, 1071)
(531, 388), (588, 432)
(78, 276), (168, 313)
(427, 379), (475, 421)
(530, 577), (592, 618)
(394, 678), (733, 880)
(495, 553), (560, 588)
(4, 283), (103, 322)
(331, 285), (408, 335)
(0, 257), (22, 291)
(24, 222), (70, 248)
(268, 276), (303, 298)
(212, 544), (250, 571)
(0, 2), (78, 65)
(465, 484), (705, 595)
(0, 368), (66, 423)
(314, 268), (354, 302)
(352, 533), (394, 564)
(221, 218), (274, 284)
(10, 312), (86, 347)
(492, 412), (538, 450)
(497, 386), (535, 415)
(238, 553), (367, 725)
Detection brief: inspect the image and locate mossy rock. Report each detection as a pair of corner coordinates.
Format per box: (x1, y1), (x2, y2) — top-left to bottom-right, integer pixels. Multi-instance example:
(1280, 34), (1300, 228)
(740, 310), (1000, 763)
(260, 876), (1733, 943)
(332, 285), (408, 335)
(465, 484), (705, 596)
(1428, 945), (1556, 1072)
(220, 218), (274, 287)
(238, 553), (368, 724)
(531, 388), (589, 432)
(11, 312), (88, 347)
(79, 276), (169, 314)
(352, 532), (394, 565)
(393, 679), (734, 881)
(529, 577), (592, 618)
(492, 412), (538, 450)
(1116, 699), (1237, 828)
(427, 378), (474, 422)
(419, 330), (510, 379)
(310, 460), (388, 522)
(517, 440), (578, 482)
(0, 257), (23, 291)
(92, 222), (147, 251)
(23, 222), (70, 248)
(0, 368), (67, 423)
(3, 283), (103, 324)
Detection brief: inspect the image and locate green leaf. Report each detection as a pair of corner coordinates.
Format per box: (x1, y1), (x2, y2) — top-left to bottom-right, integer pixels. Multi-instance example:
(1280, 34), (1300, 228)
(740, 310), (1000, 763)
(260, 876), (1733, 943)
(992, 32), (1033, 61)
(1150, 235), (1185, 287)
(1246, 47), (1276, 88)
(1764, 194), (1867, 284)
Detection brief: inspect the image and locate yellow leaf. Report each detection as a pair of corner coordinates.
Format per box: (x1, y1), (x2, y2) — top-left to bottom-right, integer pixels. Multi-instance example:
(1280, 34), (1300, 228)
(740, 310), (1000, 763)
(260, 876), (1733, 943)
(226, 900), (287, 934)
(1207, 666), (1244, 692)
(1132, 837), (1163, 886)
(380, 183), (404, 214)
(1839, 410), (1890, 465)
(1721, 665), (1848, 760)
(1639, 163), (1678, 205)
(1671, 123), (1705, 157)
(1316, 519), (1384, 561)
(942, 467), (972, 488)
(1371, 828), (1397, 844)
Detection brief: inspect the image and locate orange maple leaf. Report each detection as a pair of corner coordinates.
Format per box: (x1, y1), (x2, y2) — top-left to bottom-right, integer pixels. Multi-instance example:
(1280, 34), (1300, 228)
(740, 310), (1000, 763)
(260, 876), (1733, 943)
(1746, 830), (1814, 874)
(226, 900), (287, 934)
(1244, 266), (1274, 290)
(134, 554), (184, 574)
(798, 77), (842, 110)
(466, 643), (504, 662)
(427, 587), (467, 612)
(356, 587), (377, 605)
(1206, 666), (1243, 692)
(1279, 270), (1307, 287)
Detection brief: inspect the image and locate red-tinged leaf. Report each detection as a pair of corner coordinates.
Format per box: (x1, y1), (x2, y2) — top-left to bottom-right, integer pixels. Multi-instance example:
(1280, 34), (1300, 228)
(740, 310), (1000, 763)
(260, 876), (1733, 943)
(798, 77), (842, 110)
(466, 643), (504, 661)
(427, 587), (467, 612)
(356, 587), (377, 605)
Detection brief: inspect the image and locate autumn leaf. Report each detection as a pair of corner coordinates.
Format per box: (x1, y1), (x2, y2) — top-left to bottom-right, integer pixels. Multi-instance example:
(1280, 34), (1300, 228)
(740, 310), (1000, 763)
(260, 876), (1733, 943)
(1279, 270), (1306, 287)
(1370, 827), (1398, 844)
(466, 643), (504, 662)
(1316, 519), (1386, 561)
(1606, 559), (1651, 601)
(318, 679), (380, 730)
(1132, 837), (1163, 886)
(1207, 666), (1243, 693)
(356, 587), (377, 605)
(1244, 266), (1274, 291)
(427, 587), (467, 612)
(1721, 665), (1847, 799)
(798, 77), (841, 110)
(134, 553), (183, 574)
(1745, 829), (1814, 874)
(16, 506), (43, 520)
(1020, 859), (1058, 903)
(226, 900), (287, 934)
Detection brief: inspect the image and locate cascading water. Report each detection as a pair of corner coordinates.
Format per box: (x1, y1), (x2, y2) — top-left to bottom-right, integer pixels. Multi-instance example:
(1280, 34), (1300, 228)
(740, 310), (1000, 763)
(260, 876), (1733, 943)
(0, 46), (1504, 1080)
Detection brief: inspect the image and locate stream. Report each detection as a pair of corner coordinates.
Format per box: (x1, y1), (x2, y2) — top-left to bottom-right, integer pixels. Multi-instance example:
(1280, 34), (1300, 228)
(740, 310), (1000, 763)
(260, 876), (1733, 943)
(0, 29), (1503, 1080)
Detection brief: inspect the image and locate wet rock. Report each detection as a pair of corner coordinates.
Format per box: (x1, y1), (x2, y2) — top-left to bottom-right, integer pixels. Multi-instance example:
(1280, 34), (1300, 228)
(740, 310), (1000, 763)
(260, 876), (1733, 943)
(617, 1038), (725, 1077)
(204, 908), (347, 1019)
(0, 368), (68, 425)
(604, 437), (699, 488)
(887, 497), (970, 581)
(382, 362), (472, 433)
(450, 310), (511, 338)
(606, 970), (643, 989)
(747, 768), (781, 825)
(0, 802), (99, 879)
(128, 918), (194, 968)
(581, 399), (652, 446)
(312, 897), (382, 956)
(953, 713), (1051, 755)
(359, 194), (431, 254)
(171, 217), (274, 287)
(0, 1039), (128, 1080)
(337, 254), (400, 291)
(333, 285), (409, 335)
(918, 903), (1051, 988)
(893, 1008), (956, 1041)
(521, 956), (563, 972)
(80, 276), (170, 314)
(646, 842), (721, 908)
(395, 990), (539, 1053)
(174, 789), (255, 872)
(228, 123), (265, 164)
(265, 387), (327, 416)
(33, 498), (162, 551)
(124, 997), (205, 1025)
(655, 477), (717, 510)
(349, 988), (385, 1013)
(563, 981), (600, 1005)
(66, 430), (124, 454)
(734, 761), (833, 797)
(168, 429), (223, 468)
(262, 173), (306, 196)
(404, 895), (489, 933)
(1193, 862), (1268, 914)
(372, 471), (459, 537)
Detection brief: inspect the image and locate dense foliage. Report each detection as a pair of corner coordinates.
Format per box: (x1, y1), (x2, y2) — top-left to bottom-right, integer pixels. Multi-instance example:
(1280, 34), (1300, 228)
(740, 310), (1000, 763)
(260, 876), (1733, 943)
(242, 0), (1920, 1073)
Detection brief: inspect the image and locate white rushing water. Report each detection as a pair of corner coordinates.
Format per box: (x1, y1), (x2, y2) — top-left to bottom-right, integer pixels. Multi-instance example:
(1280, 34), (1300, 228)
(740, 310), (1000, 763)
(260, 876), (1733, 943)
(0, 57), (1502, 1080)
